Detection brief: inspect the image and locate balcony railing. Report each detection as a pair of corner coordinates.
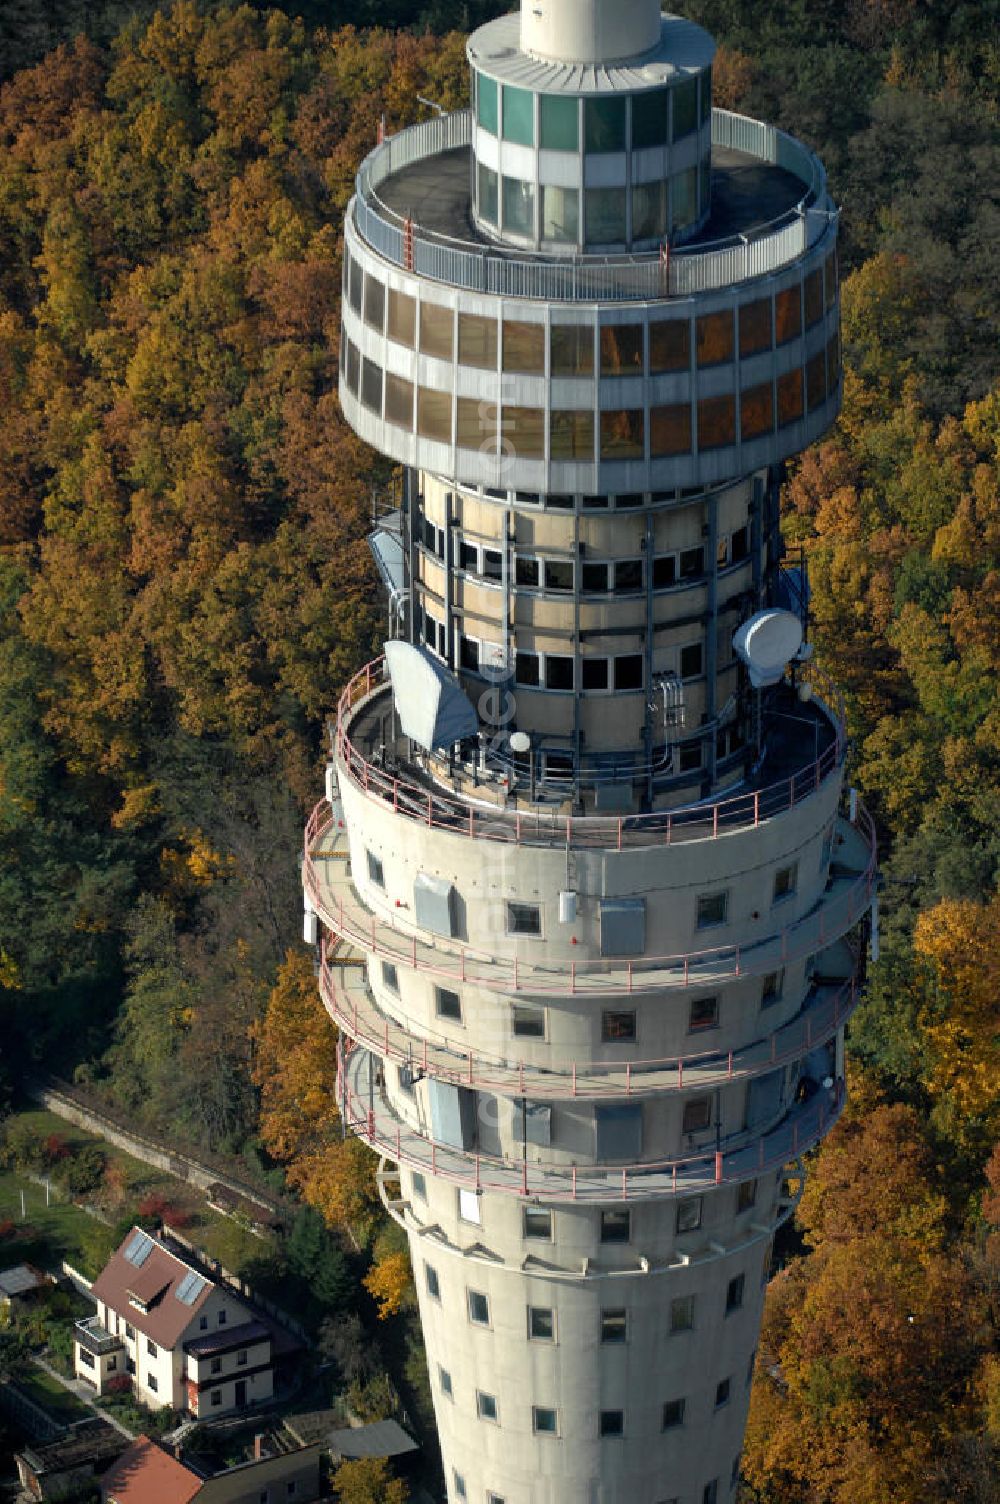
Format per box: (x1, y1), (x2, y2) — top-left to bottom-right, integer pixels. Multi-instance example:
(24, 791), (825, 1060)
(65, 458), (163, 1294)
(340, 1043), (845, 1203)
(331, 657), (848, 852)
(303, 804), (876, 998)
(320, 934), (860, 1100)
(75, 1317), (124, 1357)
(353, 108), (836, 302)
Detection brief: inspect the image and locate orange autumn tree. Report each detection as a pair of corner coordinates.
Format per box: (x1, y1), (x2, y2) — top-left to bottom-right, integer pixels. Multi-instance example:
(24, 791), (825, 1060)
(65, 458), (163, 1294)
(332, 1457), (408, 1504)
(252, 948), (377, 1233)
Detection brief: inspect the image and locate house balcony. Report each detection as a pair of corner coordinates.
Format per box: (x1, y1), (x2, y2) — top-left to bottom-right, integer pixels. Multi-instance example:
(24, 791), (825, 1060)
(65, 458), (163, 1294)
(74, 1317), (124, 1358)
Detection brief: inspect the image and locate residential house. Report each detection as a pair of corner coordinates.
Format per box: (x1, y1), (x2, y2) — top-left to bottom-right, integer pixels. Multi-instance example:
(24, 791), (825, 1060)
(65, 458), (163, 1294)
(99, 1435), (324, 1504)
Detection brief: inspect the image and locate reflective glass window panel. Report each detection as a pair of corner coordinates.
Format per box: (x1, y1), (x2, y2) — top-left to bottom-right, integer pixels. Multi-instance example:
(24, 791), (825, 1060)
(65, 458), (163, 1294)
(348, 257), (362, 314)
(503, 84), (534, 145)
(680, 642), (703, 677)
(632, 180), (667, 241)
(529, 1306), (555, 1339)
(582, 563), (610, 593)
(601, 1209), (630, 1242)
(503, 320), (545, 373)
(806, 350), (827, 411)
(672, 166), (698, 229)
(501, 405), (545, 460)
(483, 548), (502, 580)
(345, 339), (360, 395)
(586, 186), (627, 244)
(615, 655), (643, 690)
(826, 331), (840, 392)
(600, 1410), (624, 1437)
(550, 323), (595, 375)
(542, 184), (579, 243)
(417, 387), (452, 443)
(679, 546), (704, 579)
(804, 268), (824, 328)
(512, 1005), (545, 1038)
(540, 93), (578, 150)
(700, 68), (712, 122)
(676, 1196), (702, 1231)
(689, 995), (719, 1032)
(683, 1096), (712, 1132)
(585, 95), (627, 153)
(458, 312), (498, 369)
(524, 1208), (552, 1238)
(740, 381), (774, 440)
(457, 396), (495, 451)
(515, 557), (539, 588)
(653, 555), (676, 588)
(739, 297), (771, 358)
(460, 637), (479, 671)
(650, 319), (690, 373)
(550, 409), (595, 460)
(602, 1010), (636, 1041)
(600, 325), (644, 376)
(477, 72), (498, 133)
(601, 1309), (627, 1342)
(672, 76), (698, 139)
(478, 161), (498, 224)
(600, 409), (644, 459)
(544, 560), (574, 591)
(650, 403), (692, 456)
(696, 310), (734, 367)
(419, 302), (454, 360)
(776, 367), (804, 426)
(662, 1398), (685, 1429)
(632, 86), (669, 148)
(387, 288), (416, 347)
(360, 357), (382, 413)
(730, 524), (750, 561)
(774, 285), (802, 344)
(614, 558), (643, 592)
(363, 275), (384, 332)
(545, 656), (574, 690)
(671, 1293), (695, 1330)
(515, 651), (540, 685)
(582, 658), (609, 689)
(698, 394), (736, 449)
(824, 247), (839, 309)
(502, 175), (535, 237)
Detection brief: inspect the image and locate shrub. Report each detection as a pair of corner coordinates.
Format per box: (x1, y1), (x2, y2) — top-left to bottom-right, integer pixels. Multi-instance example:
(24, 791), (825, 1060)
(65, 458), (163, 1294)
(53, 1144), (106, 1197)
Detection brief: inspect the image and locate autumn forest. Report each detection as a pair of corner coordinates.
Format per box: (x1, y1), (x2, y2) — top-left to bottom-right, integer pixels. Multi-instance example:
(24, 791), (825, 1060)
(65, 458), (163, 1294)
(0, 0), (998, 1499)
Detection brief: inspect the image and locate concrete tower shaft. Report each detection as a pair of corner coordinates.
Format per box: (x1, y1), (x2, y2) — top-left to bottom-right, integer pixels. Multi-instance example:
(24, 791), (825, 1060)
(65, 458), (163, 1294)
(521, 0), (663, 64)
(306, 7), (876, 1503)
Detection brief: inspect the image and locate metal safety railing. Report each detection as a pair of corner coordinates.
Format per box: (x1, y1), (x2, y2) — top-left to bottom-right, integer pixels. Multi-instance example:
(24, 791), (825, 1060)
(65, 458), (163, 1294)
(352, 108), (835, 303)
(331, 657), (848, 852)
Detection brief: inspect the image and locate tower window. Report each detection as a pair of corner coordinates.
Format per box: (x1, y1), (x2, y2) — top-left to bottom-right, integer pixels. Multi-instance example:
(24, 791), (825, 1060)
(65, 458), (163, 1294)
(601, 1011), (636, 1042)
(507, 902), (542, 936)
(381, 961), (399, 994)
(614, 656), (644, 691)
(676, 1197), (702, 1233)
(696, 890), (728, 928)
(477, 1390), (499, 1422)
(468, 1290), (490, 1326)
(545, 656), (574, 691)
(600, 1209), (631, 1243)
(439, 1366), (453, 1398)
(425, 1264), (440, 1300)
(688, 996), (719, 1032)
(601, 1309), (627, 1343)
(523, 1208), (553, 1239)
(761, 970), (783, 1007)
(662, 1398), (686, 1430)
(715, 1377), (731, 1408)
(600, 1410), (625, 1437)
(737, 1178), (757, 1213)
(366, 850), (385, 889)
(670, 1294), (695, 1331)
(726, 1274), (745, 1313)
(435, 987), (462, 1022)
(532, 1406), (558, 1435)
(680, 642), (703, 680)
(682, 1097), (712, 1134)
(528, 1307), (555, 1341)
(773, 864), (797, 903)
(512, 1005), (545, 1038)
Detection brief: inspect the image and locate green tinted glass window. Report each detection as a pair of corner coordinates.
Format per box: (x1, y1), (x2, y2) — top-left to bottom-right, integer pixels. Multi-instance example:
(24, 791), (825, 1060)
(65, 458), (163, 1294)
(478, 162), (498, 224)
(477, 73), (498, 134)
(540, 94), (578, 151)
(585, 96), (627, 153)
(542, 185), (578, 243)
(586, 186), (626, 244)
(633, 181), (667, 241)
(503, 176), (535, 237)
(672, 77), (697, 140)
(632, 88), (669, 148)
(503, 85), (534, 146)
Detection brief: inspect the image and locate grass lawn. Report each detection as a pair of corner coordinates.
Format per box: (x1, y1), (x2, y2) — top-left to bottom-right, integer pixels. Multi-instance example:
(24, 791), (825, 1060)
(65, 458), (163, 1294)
(15, 1364), (93, 1424)
(0, 1167), (107, 1273)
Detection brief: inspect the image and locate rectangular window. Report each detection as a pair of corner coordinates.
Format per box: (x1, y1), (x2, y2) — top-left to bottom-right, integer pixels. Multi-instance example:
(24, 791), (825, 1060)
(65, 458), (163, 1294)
(148, 1374), (159, 1392)
(478, 161), (498, 224)
(662, 1398), (685, 1430)
(670, 1293), (695, 1331)
(594, 1105), (643, 1168)
(524, 1208), (553, 1240)
(615, 655), (644, 691)
(458, 312), (498, 370)
(458, 1188), (481, 1225)
(503, 319), (545, 374)
(582, 658), (609, 691)
(550, 322), (594, 375)
(688, 995), (718, 1032)
(650, 403), (692, 457)
(532, 1406), (558, 1435)
(502, 84), (534, 145)
(649, 318), (690, 374)
(435, 987), (462, 1022)
(454, 1473), (467, 1501)
(774, 285), (802, 345)
(363, 275), (384, 332)
(515, 651), (540, 686)
(419, 303), (454, 361)
(502, 176), (535, 237)
(381, 960), (399, 994)
(673, 165), (698, 230)
(542, 184), (579, 243)
(582, 562), (610, 594)
(366, 849), (384, 888)
(761, 970), (783, 1007)
(632, 86), (670, 148)
(501, 404), (545, 459)
(824, 247), (838, 308)
(412, 1172), (427, 1201)
(515, 556), (540, 589)
(508, 896), (538, 932)
(614, 558), (643, 592)
(512, 1004), (545, 1037)
(716, 1377), (731, 1408)
(730, 524), (750, 562)
(384, 373), (413, 430)
(696, 311), (734, 367)
(747, 1347), (757, 1386)
(676, 1196), (703, 1233)
(585, 95), (627, 152)
(679, 545), (704, 579)
(210, 1356), (222, 1375)
(601, 1309), (627, 1343)
(803, 268), (824, 328)
(237, 1349), (248, 1366)
(545, 656), (574, 690)
(773, 863), (797, 902)
(697, 891), (728, 928)
(703, 1483), (718, 1504)
(218, 1310), (226, 1325)
(698, 394), (736, 449)
(488, 1496), (506, 1504)
(468, 1290), (490, 1325)
(344, 339), (360, 396)
(529, 1306), (555, 1340)
(726, 1273), (745, 1313)
(477, 73), (498, 133)
(600, 1209), (631, 1243)
(147, 1338), (157, 1358)
(550, 408), (595, 461)
(806, 350), (827, 411)
(348, 256), (362, 314)
(439, 1365), (453, 1398)
(78, 1347), (95, 1368)
(417, 387), (452, 443)
(600, 325), (644, 376)
(125, 1323), (135, 1340)
(482, 548), (502, 581)
(777, 366), (804, 426)
(653, 555), (677, 589)
(387, 288), (416, 347)
(737, 1178), (757, 1213)
(600, 1410), (625, 1437)
(680, 642), (703, 679)
(601, 1011), (636, 1042)
(477, 1389), (499, 1421)
(632, 180), (667, 240)
(360, 357), (382, 414)
(741, 381), (774, 441)
(683, 1096), (712, 1134)
(540, 92), (578, 150)
(739, 297), (771, 357)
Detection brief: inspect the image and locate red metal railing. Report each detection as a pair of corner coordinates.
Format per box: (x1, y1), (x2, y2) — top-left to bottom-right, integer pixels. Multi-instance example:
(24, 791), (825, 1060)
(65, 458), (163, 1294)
(303, 799), (876, 997)
(319, 936), (859, 1099)
(333, 658), (848, 851)
(336, 1047), (845, 1203)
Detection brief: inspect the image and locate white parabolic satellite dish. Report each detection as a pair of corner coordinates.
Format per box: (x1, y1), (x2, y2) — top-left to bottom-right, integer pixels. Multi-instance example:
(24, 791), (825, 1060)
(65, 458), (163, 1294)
(732, 609), (803, 688)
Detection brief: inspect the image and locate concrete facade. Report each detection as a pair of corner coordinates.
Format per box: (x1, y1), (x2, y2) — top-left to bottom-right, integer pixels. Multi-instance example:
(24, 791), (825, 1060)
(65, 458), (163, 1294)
(306, 6), (874, 1501)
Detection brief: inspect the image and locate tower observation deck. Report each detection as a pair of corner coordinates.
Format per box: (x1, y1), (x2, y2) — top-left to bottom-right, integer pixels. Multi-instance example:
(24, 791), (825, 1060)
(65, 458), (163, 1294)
(304, 4), (875, 1500)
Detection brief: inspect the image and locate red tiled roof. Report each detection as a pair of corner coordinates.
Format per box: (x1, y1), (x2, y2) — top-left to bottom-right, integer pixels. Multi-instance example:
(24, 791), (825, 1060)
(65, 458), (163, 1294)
(91, 1228), (215, 1350)
(100, 1438), (201, 1504)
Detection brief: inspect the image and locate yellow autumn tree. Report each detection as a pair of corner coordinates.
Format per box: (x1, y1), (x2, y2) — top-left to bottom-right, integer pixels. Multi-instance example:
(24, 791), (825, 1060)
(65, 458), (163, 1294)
(913, 894), (1000, 1128)
(363, 1248), (413, 1320)
(332, 1456), (408, 1504)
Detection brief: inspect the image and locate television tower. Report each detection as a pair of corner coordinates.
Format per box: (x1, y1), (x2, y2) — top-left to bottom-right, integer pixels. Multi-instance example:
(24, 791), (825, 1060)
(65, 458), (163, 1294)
(304, 3), (875, 1499)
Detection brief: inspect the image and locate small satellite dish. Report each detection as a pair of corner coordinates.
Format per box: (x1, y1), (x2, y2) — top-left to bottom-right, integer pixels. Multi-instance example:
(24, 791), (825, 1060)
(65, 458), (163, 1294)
(732, 609), (803, 689)
(509, 731), (531, 754)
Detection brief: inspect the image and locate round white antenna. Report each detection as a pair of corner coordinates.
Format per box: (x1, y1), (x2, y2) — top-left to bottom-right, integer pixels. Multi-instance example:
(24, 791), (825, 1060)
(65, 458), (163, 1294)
(732, 609), (803, 688)
(509, 731), (531, 753)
